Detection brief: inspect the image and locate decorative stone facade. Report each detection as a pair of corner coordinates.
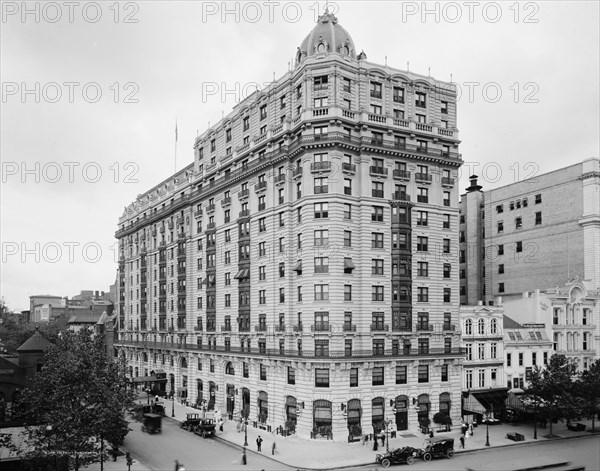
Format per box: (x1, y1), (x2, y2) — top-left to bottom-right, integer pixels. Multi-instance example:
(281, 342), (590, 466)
(115, 11), (464, 441)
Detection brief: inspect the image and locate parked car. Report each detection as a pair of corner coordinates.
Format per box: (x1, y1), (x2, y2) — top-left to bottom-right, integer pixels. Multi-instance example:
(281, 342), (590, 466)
(376, 446), (420, 467)
(194, 417), (216, 438)
(419, 437), (454, 461)
(180, 413), (201, 431)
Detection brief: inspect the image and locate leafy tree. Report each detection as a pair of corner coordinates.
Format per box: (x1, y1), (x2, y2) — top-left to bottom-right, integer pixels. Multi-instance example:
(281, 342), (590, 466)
(524, 354), (582, 436)
(576, 359), (600, 431)
(10, 329), (135, 470)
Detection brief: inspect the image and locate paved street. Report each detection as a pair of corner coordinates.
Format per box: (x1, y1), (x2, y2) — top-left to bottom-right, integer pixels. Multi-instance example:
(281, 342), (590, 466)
(349, 434), (600, 471)
(85, 415), (295, 471)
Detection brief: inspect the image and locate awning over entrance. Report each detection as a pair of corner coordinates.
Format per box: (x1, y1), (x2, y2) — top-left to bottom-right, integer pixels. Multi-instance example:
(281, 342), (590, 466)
(130, 375), (168, 384)
(473, 389), (509, 414)
(506, 394), (530, 412)
(344, 258), (355, 269)
(293, 260), (302, 272)
(463, 394), (487, 414)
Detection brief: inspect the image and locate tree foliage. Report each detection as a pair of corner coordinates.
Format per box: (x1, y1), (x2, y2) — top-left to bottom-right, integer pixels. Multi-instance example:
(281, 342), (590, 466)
(524, 354), (584, 436)
(576, 359), (600, 431)
(11, 329), (135, 470)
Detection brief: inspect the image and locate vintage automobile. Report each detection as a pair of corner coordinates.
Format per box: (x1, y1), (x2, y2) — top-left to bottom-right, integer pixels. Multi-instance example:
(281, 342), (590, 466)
(376, 446), (420, 467)
(419, 437), (454, 461)
(194, 417), (216, 438)
(180, 413), (201, 431)
(141, 413), (162, 434)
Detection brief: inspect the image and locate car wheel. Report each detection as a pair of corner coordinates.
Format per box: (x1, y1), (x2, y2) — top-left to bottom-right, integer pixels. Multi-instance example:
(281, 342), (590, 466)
(423, 453), (432, 462)
(407, 456), (415, 465)
(447, 450), (454, 458)
(381, 458), (391, 468)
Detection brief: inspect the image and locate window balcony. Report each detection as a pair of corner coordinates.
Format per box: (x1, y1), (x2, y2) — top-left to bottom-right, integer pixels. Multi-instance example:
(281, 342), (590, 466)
(393, 96), (405, 103)
(238, 189), (249, 200)
(442, 177), (455, 186)
(372, 189), (384, 198)
(343, 323), (356, 332)
(206, 222), (216, 230)
(255, 181), (267, 193)
(370, 166), (388, 176)
(415, 173), (432, 183)
(314, 185), (329, 194)
(392, 192), (410, 202)
(370, 324), (389, 332)
(417, 195), (429, 203)
(417, 324), (434, 332)
(221, 197), (231, 207)
(193, 209), (202, 218)
(292, 167), (303, 178)
(221, 324), (232, 332)
(393, 170), (411, 180)
(310, 161), (332, 172)
(311, 322), (331, 332)
(206, 204), (215, 213)
(370, 90), (382, 99)
(342, 163), (356, 173)
(239, 209), (250, 218)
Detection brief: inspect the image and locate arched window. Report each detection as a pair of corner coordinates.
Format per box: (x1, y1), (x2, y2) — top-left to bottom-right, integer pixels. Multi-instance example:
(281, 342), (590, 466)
(465, 319), (472, 335)
(141, 352), (148, 362)
(225, 362), (235, 375)
(258, 391), (268, 423)
(347, 399), (362, 437)
(372, 397), (385, 433)
(313, 400), (332, 436)
(417, 394), (430, 428)
(478, 318), (485, 335)
(439, 392), (451, 415)
(179, 357), (187, 368)
(286, 396), (297, 423)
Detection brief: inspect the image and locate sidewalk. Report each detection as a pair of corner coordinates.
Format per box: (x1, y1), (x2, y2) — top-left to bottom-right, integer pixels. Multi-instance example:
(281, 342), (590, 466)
(164, 397), (599, 470)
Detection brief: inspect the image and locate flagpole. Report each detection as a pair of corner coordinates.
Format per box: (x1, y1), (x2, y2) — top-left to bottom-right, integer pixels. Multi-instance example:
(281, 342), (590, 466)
(174, 118), (178, 173)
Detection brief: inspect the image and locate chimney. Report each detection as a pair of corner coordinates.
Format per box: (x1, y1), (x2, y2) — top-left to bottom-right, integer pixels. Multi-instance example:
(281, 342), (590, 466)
(95, 290), (99, 298)
(495, 296), (503, 305)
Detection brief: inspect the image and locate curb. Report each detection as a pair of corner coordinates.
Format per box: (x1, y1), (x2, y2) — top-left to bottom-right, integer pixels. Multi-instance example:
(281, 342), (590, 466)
(214, 429), (599, 470)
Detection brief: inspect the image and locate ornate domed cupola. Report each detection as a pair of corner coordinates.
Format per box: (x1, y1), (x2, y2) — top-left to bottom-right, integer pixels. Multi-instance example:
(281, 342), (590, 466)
(296, 9), (357, 65)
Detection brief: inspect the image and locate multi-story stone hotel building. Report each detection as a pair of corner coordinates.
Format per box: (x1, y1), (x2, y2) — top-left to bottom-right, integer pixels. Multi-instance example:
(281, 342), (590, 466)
(115, 12), (464, 441)
(459, 158), (600, 306)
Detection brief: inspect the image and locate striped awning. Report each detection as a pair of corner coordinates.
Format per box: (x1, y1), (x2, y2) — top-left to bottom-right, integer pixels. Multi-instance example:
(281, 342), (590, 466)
(463, 393), (487, 414)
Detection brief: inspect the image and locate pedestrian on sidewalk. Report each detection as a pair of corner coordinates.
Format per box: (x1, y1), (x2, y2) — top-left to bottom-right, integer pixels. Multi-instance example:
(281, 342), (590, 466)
(469, 423), (474, 436)
(460, 436), (465, 449)
(256, 435), (263, 452)
(271, 441), (276, 455)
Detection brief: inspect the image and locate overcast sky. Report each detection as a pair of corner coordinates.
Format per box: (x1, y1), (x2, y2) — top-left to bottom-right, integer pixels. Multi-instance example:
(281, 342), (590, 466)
(1, 1), (598, 311)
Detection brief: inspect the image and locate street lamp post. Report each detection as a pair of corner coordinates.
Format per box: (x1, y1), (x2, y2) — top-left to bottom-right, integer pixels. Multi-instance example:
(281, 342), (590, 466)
(384, 419), (392, 452)
(485, 411), (490, 447)
(146, 388), (150, 405)
(171, 392), (175, 418)
(242, 407), (249, 447)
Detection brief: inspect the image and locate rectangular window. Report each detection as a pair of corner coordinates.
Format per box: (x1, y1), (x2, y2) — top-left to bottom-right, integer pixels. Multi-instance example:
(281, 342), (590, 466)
(443, 264), (451, 278)
(315, 368), (329, 387)
(396, 365), (407, 384)
(314, 229), (329, 246)
(260, 364), (267, 380)
(350, 367), (358, 387)
(441, 364), (448, 382)
(418, 365), (429, 383)
(372, 366), (384, 386)
(372, 259), (384, 275)
(314, 283), (329, 300)
(417, 287), (429, 302)
(314, 202), (328, 218)
(535, 212), (542, 225)
(417, 236), (428, 252)
(343, 203), (352, 220)
(371, 206), (384, 222)
(516, 241), (523, 252)
(535, 194), (542, 204)
(344, 230), (352, 247)
(372, 286), (384, 301)
(371, 232), (384, 248)
(344, 284), (352, 301)
(370, 81), (382, 98)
